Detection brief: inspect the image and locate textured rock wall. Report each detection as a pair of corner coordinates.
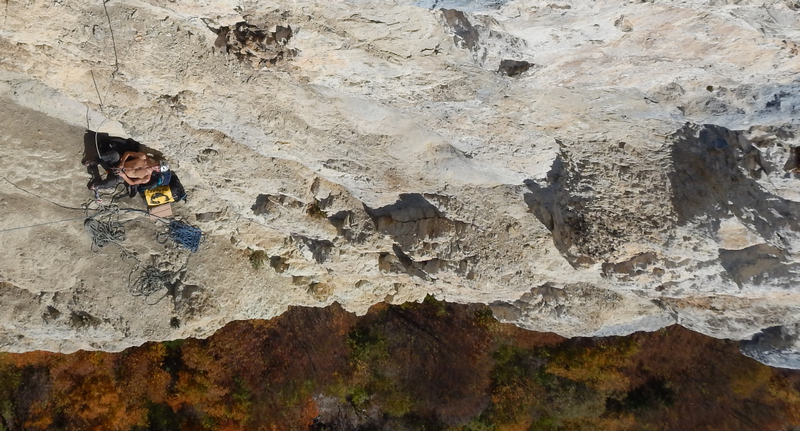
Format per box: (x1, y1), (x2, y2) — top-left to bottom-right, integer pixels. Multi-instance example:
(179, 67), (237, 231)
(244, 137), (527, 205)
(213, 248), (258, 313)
(0, 0), (799, 366)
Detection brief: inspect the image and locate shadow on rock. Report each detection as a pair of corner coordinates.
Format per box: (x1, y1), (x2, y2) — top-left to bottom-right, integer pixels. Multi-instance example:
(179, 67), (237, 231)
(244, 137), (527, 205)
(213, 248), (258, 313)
(669, 123), (800, 285)
(523, 155), (598, 268)
(741, 325), (800, 370)
(668, 124), (800, 239)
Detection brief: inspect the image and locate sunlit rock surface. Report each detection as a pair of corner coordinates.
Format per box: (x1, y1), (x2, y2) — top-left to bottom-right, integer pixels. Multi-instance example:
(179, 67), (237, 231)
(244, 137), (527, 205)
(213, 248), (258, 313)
(0, 0), (799, 367)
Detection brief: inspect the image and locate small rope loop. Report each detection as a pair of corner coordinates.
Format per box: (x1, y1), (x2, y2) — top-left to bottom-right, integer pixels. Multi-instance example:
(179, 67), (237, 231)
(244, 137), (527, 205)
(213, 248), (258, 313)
(84, 217), (125, 249)
(129, 266), (173, 298)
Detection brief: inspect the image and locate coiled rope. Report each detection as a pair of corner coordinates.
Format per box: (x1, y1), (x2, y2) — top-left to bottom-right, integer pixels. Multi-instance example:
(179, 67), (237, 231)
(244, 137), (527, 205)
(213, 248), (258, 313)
(129, 265), (174, 298)
(161, 220), (203, 253)
(128, 255), (189, 304)
(80, 196), (130, 251)
(83, 217), (125, 248)
(2, 177), (202, 303)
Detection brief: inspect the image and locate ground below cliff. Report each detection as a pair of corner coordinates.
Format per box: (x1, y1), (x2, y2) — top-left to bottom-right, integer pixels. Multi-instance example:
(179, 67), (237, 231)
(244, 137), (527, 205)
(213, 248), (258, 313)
(2, 299), (800, 430)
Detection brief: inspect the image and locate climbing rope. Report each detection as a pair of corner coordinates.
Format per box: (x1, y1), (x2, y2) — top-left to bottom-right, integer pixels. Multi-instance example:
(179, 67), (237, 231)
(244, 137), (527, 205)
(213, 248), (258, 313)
(128, 255), (190, 304)
(0, 216), (89, 234)
(0, 177), (121, 235)
(1, 177), (86, 212)
(86, 0), (122, 144)
(80, 199), (133, 252)
(83, 217), (125, 248)
(129, 265), (174, 298)
(3, 169), (202, 303)
(158, 219), (203, 253)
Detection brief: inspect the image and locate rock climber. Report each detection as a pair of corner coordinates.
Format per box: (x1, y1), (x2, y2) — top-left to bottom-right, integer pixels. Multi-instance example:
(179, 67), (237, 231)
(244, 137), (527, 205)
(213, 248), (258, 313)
(86, 150), (170, 192)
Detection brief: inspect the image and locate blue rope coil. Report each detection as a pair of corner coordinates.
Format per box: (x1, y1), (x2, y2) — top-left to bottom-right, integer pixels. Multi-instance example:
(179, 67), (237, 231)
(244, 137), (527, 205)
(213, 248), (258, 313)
(167, 220), (203, 253)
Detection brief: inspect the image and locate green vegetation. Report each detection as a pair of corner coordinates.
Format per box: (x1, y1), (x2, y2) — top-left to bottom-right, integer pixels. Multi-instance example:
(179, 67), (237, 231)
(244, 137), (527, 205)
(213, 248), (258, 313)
(305, 201), (327, 219)
(0, 303), (799, 430)
(248, 249), (268, 270)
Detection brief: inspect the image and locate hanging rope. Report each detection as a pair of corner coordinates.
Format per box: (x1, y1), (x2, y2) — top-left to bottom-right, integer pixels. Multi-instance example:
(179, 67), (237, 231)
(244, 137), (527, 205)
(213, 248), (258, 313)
(80, 199), (133, 252)
(86, 0), (121, 137)
(0, 216), (90, 234)
(1, 177), (87, 212)
(0, 177), (119, 235)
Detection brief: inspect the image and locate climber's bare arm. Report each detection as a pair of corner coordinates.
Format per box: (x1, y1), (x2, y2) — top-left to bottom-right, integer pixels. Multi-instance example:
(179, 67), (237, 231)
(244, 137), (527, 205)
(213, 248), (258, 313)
(118, 151), (147, 166)
(119, 171), (152, 186)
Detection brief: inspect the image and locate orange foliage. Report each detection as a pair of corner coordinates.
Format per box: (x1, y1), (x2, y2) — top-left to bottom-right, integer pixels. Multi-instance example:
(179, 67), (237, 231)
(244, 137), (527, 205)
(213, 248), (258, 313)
(768, 372), (800, 424)
(621, 326), (800, 430)
(546, 338), (638, 393)
(167, 342), (234, 423)
(1, 343), (170, 430)
(1, 308), (800, 431)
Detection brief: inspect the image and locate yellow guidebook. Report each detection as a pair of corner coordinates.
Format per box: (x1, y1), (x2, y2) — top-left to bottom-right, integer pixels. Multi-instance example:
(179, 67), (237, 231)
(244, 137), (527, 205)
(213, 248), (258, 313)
(144, 185), (175, 207)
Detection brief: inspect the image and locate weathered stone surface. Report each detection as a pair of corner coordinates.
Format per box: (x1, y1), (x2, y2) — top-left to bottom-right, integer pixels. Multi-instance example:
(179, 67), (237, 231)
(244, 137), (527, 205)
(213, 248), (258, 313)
(741, 325), (800, 370)
(0, 0), (799, 368)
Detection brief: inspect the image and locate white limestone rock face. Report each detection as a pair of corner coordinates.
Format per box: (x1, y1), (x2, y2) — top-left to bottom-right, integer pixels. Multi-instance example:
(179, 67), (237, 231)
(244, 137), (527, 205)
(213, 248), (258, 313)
(741, 324), (800, 370)
(0, 0), (799, 367)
